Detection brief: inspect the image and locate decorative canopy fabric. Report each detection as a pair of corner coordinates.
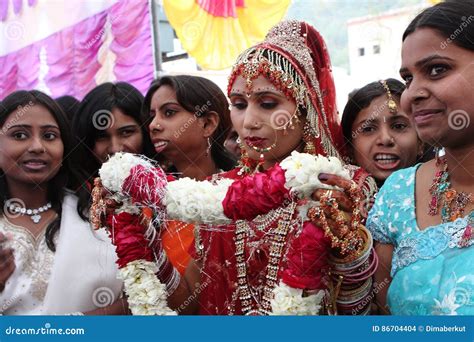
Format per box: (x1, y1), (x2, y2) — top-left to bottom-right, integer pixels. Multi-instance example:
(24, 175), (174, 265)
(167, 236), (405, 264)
(163, 0), (291, 70)
(0, 0), (154, 99)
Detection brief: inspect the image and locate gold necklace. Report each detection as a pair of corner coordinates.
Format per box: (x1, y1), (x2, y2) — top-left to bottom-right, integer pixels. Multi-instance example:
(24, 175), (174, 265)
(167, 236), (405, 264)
(234, 201), (296, 315)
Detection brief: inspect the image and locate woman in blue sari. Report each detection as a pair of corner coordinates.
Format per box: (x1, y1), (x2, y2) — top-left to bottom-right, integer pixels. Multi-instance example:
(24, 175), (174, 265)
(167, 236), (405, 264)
(367, 1), (474, 315)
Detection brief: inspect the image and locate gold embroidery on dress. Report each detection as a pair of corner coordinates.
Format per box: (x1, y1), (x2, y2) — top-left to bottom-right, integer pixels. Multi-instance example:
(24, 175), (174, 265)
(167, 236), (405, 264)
(0, 217), (56, 302)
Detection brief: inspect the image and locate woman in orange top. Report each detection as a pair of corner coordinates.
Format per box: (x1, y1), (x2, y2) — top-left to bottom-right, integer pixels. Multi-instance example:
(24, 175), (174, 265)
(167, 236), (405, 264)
(142, 75), (236, 273)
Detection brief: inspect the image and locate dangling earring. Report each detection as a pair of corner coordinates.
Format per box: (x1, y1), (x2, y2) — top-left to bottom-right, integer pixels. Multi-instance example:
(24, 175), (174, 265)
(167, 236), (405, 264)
(205, 138), (212, 157)
(281, 107), (300, 135)
(236, 136), (252, 175)
(303, 122), (316, 154)
(434, 146), (445, 166)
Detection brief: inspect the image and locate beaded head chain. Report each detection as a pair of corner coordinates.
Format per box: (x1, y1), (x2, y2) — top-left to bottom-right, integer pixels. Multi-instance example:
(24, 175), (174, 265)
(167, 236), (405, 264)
(379, 80), (398, 114)
(228, 20), (347, 160)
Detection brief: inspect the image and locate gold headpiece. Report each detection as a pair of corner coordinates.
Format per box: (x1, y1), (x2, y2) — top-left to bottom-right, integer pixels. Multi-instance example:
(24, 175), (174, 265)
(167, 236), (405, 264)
(379, 80), (398, 114)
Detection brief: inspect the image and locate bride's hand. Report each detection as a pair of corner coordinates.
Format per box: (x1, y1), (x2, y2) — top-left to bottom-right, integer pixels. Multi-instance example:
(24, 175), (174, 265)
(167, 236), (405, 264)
(310, 173), (361, 237)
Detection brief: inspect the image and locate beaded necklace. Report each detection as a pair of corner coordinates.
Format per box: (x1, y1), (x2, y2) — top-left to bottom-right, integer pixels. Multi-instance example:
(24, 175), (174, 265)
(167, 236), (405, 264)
(428, 156), (473, 223)
(234, 202), (297, 315)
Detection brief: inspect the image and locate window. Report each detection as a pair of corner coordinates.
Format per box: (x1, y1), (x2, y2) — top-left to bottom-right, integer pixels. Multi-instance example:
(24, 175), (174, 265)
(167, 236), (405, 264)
(358, 47), (365, 56)
(373, 45), (381, 54)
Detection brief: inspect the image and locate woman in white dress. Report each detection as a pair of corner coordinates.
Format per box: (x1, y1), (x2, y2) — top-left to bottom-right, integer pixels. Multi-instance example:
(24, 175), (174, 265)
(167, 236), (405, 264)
(0, 90), (124, 315)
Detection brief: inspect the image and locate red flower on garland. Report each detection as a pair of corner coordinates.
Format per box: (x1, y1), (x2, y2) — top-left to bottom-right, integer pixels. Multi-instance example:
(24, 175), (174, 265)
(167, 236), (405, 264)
(105, 212), (154, 268)
(222, 164), (290, 221)
(281, 221), (330, 290)
(122, 165), (171, 206)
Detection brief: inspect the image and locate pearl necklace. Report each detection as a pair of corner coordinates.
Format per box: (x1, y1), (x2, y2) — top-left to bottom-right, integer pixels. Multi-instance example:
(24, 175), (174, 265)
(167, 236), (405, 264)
(8, 201), (52, 224)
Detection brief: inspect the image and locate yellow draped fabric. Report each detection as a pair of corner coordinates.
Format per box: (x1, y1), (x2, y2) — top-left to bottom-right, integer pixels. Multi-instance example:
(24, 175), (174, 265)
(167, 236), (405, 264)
(163, 0), (291, 70)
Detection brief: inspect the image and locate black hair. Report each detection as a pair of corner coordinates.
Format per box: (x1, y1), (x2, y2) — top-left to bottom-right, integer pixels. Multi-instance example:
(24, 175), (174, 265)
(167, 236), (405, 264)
(0, 90), (81, 251)
(341, 78), (405, 145)
(71, 82), (153, 219)
(403, 0), (474, 51)
(55, 95), (80, 122)
(142, 75), (236, 172)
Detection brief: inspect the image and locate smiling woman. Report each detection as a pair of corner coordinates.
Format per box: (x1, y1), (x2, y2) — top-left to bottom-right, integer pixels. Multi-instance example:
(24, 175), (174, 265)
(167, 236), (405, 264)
(71, 82), (155, 221)
(368, 1), (474, 315)
(72, 82), (154, 180)
(0, 90), (124, 315)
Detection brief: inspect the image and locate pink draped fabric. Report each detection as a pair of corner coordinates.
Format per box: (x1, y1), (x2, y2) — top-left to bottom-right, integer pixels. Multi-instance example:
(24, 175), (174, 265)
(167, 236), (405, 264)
(0, 0), (154, 99)
(109, 0), (154, 94)
(0, 0), (38, 21)
(197, 0), (246, 18)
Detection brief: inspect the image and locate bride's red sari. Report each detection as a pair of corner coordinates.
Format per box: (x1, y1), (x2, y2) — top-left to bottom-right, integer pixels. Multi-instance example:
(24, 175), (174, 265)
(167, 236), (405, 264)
(190, 164), (373, 315)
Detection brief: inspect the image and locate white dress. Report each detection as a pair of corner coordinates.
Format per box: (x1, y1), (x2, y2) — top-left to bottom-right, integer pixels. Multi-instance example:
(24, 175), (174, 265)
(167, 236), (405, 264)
(0, 193), (122, 315)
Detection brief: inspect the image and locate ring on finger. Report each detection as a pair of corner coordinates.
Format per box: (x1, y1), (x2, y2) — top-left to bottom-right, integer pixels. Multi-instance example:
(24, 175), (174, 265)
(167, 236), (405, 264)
(308, 206), (323, 221)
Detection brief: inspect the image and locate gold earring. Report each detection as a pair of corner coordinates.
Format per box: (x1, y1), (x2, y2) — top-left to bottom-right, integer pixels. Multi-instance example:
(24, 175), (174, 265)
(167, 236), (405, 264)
(303, 122), (316, 155)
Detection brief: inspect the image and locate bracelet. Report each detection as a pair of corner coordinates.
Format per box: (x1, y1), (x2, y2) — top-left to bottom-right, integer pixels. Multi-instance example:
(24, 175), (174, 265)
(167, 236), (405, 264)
(166, 268), (181, 295)
(154, 244), (181, 295)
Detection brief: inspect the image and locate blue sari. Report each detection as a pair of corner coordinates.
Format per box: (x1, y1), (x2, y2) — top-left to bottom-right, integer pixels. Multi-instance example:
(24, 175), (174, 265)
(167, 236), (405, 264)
(367, 165), (474, 315)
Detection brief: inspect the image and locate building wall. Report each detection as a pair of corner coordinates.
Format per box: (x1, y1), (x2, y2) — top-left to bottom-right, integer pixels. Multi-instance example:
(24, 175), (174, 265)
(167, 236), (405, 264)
(347, 4), (427, 87)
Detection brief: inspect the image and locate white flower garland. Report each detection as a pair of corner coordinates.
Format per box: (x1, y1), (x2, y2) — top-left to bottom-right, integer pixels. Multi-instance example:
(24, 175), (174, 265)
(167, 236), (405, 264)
(270, 281), (325, 315)
(164, 177), (234, 224)
(99, 153), (153, 193)
(99, 152), (349, 316)
(280, 151), (350, 199)
(100, 152), (349, 225)
(118, 260), (176, 315)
